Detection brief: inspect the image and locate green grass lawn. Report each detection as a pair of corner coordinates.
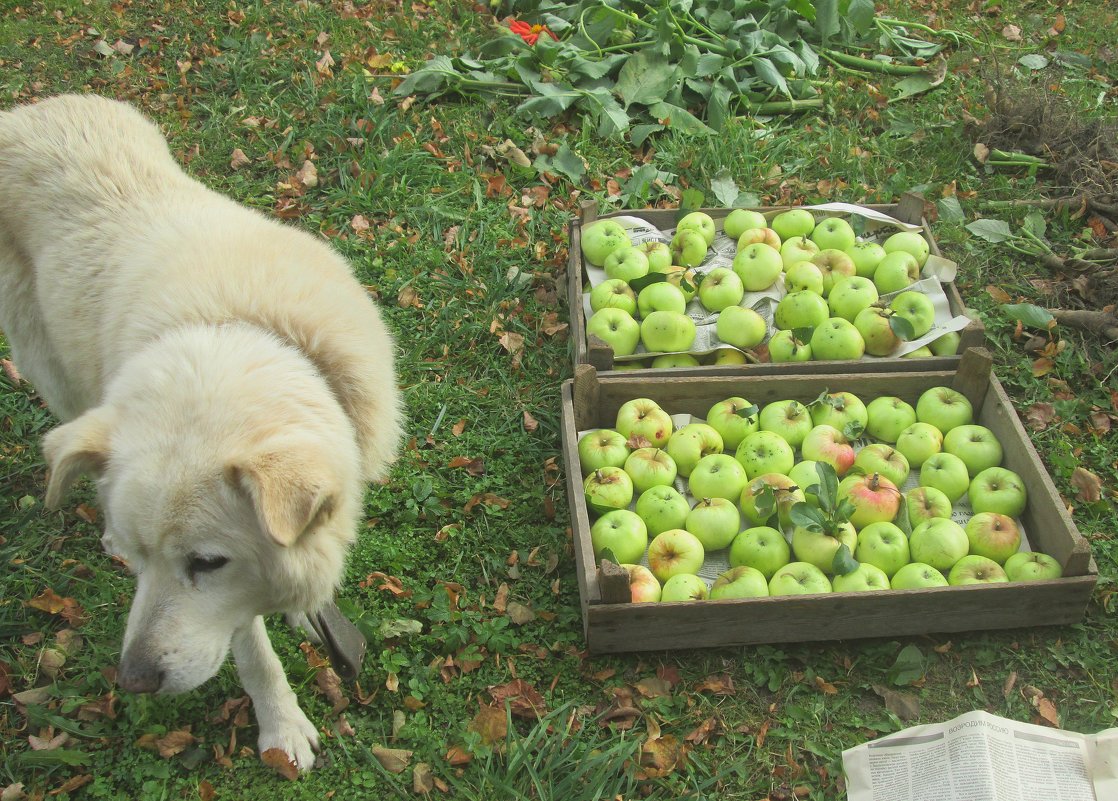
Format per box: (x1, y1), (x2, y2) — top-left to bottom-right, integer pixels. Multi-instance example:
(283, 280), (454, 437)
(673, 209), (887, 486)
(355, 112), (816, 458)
(1, 1), (1115, 798)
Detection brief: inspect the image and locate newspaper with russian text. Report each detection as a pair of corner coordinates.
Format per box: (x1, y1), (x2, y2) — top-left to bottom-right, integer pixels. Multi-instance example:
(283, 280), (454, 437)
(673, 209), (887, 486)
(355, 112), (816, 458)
(842, 710), (1117, 801)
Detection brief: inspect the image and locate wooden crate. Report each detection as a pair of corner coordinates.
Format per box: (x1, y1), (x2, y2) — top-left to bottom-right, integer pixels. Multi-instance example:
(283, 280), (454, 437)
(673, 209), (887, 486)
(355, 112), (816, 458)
(568, 194), (986, 374)
(560, 349), (1097, 654)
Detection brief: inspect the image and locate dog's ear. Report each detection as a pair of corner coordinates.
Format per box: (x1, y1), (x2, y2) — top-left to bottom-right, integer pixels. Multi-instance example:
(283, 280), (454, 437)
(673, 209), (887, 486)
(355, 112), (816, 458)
(226, 448), (337, 547)
(42, 409), (114, 509)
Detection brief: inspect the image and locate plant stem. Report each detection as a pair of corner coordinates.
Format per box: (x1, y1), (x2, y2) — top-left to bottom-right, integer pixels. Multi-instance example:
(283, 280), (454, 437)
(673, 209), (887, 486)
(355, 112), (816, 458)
(737, 98), (824, 115)
(821, 50), (929, 75)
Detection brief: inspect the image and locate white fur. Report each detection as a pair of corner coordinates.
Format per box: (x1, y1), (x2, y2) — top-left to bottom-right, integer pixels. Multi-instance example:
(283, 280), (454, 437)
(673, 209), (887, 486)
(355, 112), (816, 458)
(0, 95), (403, 772)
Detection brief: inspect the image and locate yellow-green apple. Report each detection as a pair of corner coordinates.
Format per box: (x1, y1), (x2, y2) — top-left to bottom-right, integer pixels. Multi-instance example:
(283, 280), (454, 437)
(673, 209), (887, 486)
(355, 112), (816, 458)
(903, 346), (934, 358)
(711, 347), (749, 365)
(686, 497), (742, 550)
(801, 424), (856, 476)
(590, 509), (647, 564)
(890, 561), (949, 589)
(671, 228), (708, 268)
(663, 266), (700, 301)
(774, 290), (829, 331)
(944, 424), (1002, 476)
(640, 310), (696, 353)
(883, 231), (931, 266)
(615, 398), (673, 447)
(828, 276), (879, 322)
(771, 209), (816, 242)
(698, 267), (745, 312)
(909, 518), (969, 571)
(812, 249), (857, 295)
(791, 521), (857, 573)
(838, 472), (902, 529)
(647, 529), (706, 582)
(723, 208), (768, 239)
(590, 278), (639, 316)
(873, 251), (921, 294)
(854, 306), (900, 356)
(811, 317), (866, 361)
(788, 460), (823, 505)
(688, 453), (749, 502)
(665, 423), (724, 477)
(735, 430), (796, 478)
(612, 360), (647, 371)
(779, 236), (821, 269)
(636, 240), (673, 273)
(1004, 551), (1062, 581)
(889, 291), (936, 338)
(586, 308), (640, 356)
(729, 526), (791, 578)
(659, 573), (709, 601)
(650, 354), (701, 368)
(810, 217), (857, 252)
(710, 565), (770, 599)
(785, 260), (825, 294)
(948, 554), (1008, 585)
(865, 396), (917, 443)
(634, 485), (692, 536)
(929, 330), (961, 356)
(637, 281), (687, 318)
(905, 486), (953, 527)
(855, 521), (910, 578)
(965, 512), (1021, 564)
(740, 473), (804, 527)
(676, 211), (717, 246)
(919, 452), (971, 503)
(584, 467), (634, 515)
(852, 443), (910, 488)
(810, 391), (868, 438)
(846, 240), (887, 278)
(759, 399), (814, 449)
(768, 561), (832, 595)
(737, 227), (782, 250)
(916, 387), (973, 434)
(832, 562), (891, 592)
(895, 422), (943, 468)
(716, 305), (767, 349)
(621, 563), (661, 602)
(768, 330), (813, 362)
(733, 242), (784, 291)
(581, 219), (630, 266)
(623, 447), (678, 494)
(968, 467), (1027, 517)
(578, 428), (630, 475)
(604, 245), (650, 282)
(705, 396), (760, 450)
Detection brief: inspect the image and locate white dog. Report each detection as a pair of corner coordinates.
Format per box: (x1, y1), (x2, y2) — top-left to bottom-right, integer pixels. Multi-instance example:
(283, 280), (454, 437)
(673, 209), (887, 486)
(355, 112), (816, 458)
(0, 95), (403, 771)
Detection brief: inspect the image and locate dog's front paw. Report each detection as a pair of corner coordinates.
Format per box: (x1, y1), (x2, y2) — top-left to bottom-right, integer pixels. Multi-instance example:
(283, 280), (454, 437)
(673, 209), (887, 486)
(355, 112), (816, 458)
(257, 704), (320, 773)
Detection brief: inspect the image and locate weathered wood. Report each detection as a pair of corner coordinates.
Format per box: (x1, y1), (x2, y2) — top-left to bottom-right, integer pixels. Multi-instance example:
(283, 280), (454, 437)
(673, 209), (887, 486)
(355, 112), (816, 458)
(559, 381), (602, 618)
(598, 560), (631, 604)
(567, 217), (588, 367)
(571, 364), (601, 433)
(895, 192), (926, 226)
(580, 199), (598, 225)
(951, 347), (993, 409)
(586, 335), (615, 372)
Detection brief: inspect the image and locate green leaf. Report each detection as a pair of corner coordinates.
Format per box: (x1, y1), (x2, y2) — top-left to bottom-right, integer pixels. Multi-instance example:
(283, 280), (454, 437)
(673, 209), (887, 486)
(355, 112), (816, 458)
(937, 196), (965, 223)
(1001, 303), (1054, 329)
(1022, 208), (1047, 239)
(831, 544), (859, 576)
(814, 461), (839, 509)
(753, 56), (790, 96)
(965, 218), (1013, 243)
(649, 102), (716, 135)
(629, 273), (669, 293)
(791, 326), (815, 343)
(845, 0), (876, 37)
(378, 618), (424, 639)
(711, 169), (740, 207)
(616, 51), (679, 108)
(889, 315), (916, 342)
(681, 188), (705, 212)
(814, 0), (839, 47)
(735, 404), (760, 420)
(630, 123), (665, 148)
(842, 420), (866, 440)
(534, 142), (586, 184)
(1018, 54), (1050, 70)
(887, 644), (927, 686)
(753, 484), (777, 522)
(17, 749), (91, 767)
(890, 74), (935, 102)
(392, 55), (460, 96)
(789, 501), (824, 531)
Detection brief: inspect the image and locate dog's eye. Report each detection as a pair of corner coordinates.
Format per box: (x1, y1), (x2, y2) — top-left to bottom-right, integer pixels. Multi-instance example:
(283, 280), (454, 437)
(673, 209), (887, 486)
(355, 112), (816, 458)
(188, 554), (230, 576)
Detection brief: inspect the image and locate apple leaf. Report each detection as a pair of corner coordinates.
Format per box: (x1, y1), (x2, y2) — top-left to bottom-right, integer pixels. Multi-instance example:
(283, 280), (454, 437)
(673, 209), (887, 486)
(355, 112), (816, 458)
(629, 273), (669, 293)
(831, 544), (859, 576)
(965, 218), (1013, 243)
(1001, 303), (1054, 329)
(789, 501), (824, 532)
(710, 169), (740, 208)
(791, 327), (814, 344)
(735, 404), (760, 420)
(886, 644), (927, 686)
(753, 484), (777, 522)
(835, 498), (857, 524)
(814, 461), (839, 509)
(842, 420), (866, 440)
(616, 51), (679, 108)
(598, 547), (619, 566)
(814, 0), (839, 47)
(1022, 209), (1048, 240)
(889, 315), (916, 341)
(937, 195), (965, 223)
(679, 188), (705, 212)
(1018, 53), (1050, 70)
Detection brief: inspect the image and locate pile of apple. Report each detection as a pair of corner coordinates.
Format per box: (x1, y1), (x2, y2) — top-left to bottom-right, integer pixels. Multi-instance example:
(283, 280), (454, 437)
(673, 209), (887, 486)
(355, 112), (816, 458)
(582, 208), (962, 366)
(578, 387), (1062, 603)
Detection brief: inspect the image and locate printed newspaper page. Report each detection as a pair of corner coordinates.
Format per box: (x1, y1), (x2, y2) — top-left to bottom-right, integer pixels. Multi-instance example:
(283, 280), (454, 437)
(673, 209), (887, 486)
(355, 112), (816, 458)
(842, 710), (1118, 801)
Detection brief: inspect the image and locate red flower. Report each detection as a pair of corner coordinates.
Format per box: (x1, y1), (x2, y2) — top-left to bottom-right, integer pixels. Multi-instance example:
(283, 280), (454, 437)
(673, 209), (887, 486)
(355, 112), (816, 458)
(509, 19), (558, 46)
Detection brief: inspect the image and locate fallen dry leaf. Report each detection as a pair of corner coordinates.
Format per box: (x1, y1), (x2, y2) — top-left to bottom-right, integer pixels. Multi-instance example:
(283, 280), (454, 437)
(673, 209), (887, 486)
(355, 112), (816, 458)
(451, 418), (467, 436)
(230, 148), (250, 170)
(261, 748), (299, 780)
(1025, 402), (1057, 431)
(694, 674), (736, 695)
(197, 780), (215, 801)
(506, 601), (535, 625)
(413, 762), (435, 794)
(872, 684), (921, 721)
(634, 677), (672, 698)
(488, 679), (546, 719)
(444, 745), (472, 766)
(2, 784), (26, 801)
(684, 716), (722, 745)
(49, 775), (92, 796)
(155, 729), (195, 759)
(1070, 467), (1103, 502)
(1001, 24), (1022, 41)
(27, 588), (67, 615)
(522, 410), (539, 432)
(372, 744), (412, 773)
(638, 734), (687, 779)
(1, 358), (21, 384)
(467, 704), (508, 746)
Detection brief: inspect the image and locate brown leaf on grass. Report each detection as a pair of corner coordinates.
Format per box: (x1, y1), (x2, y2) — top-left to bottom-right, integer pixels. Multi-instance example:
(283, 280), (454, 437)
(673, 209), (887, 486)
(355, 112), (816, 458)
(488, 679), (546, 719)
(692, 673), (735, 694)
(1, 358), (22, 384)
(316, 667), (347, 713)
(413, 762), (435, 794)
(634, 676), (672, 698)
(444, 745), (472, 766)
(684, 716), (723, 745)
(230, 148), (251, 170)
(467, 704), (508, 746)
(197, 780), (215, 801)
(359, 572), (409, 595)
(522, 410), (539, 432)
(0, 662), (10, 698)
(986, 284), (1010, 303)
(295, 160), (318, 189)
(872, 684), (921, 721)
(1049, 13), (1066, 34)
(29, 732), (68, 751)
(1022, 685), (1061, 727)
(2, 783), (26, 801)
(451, 418), (467, 436)
(261, 748), (299, 780)
(638, 734), (687, 779)
(27, 588), (67, 615)
(974, 143), (991, 164)
(539, 312), (568, 337)
(49, 774), (92, 796)
(1071, 467), (1103, 503)
(463, 493), (511, 514)
(1089, 410), (1112, 435)
(498, 331), (525, 368)
(814, 676), (838, 695)
(506, 602), (535, 625)
(447, 456), (485, 476)
(155, 729), (196, 759)
(398, 286), (422, 309)
(1003, 671), (1018, 699)
(372, 744), (413, 773)
(74, 504), (98, 524)
(493, 583), (509, 613)
(1032, 357), (1055, 377)
(1025, 402), (1057, 431)
(1001, 24), (1022, 41)
(212, 696), (251, 727)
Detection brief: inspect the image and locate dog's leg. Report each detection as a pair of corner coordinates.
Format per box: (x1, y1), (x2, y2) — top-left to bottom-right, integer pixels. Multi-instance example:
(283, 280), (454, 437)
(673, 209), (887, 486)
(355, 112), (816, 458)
(231, 616), (320, 772)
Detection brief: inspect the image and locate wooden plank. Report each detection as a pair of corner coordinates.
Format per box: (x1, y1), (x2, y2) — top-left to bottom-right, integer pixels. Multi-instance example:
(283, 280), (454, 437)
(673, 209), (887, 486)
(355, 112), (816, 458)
(598, 560), (631, 604)
(950, 347), (993, 409)
(559, 381), (602, 619)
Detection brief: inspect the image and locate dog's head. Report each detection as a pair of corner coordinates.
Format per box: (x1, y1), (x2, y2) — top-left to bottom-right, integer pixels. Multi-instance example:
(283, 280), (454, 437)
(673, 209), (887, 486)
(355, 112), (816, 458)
(41, 328), (363, 694)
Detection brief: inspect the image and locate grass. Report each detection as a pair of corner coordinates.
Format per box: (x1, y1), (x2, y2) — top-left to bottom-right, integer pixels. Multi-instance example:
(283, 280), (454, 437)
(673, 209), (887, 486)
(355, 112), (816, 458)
(1, 0), (1116, 799)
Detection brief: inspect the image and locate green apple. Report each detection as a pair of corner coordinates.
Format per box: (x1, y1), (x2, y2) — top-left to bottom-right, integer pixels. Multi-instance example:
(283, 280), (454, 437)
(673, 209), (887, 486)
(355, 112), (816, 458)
(665, 423), (724, 478)
(968, 467), (1027, 517)
(705, 396), (760, 450)
(890, 561), (949, 589)
(943, 425), (1002, 476)
(838, 472), (902, 529)
(854, 306), (900, 357)
(852, 443), (910, 488)
(603, 246), (650, 282)
(640, 310), (696, 353)
(873, 251), (921, 294)
(688, 453), (749, 502)
(916, 386), (974, 434)
(1004, 551), (1062, 581)
(710, 565), (770, 599)
(828, 276), (879, 322)
(590, 509), (648, 564)
(612, 360), (647, 371)
(577, 428), (630, 475)
(647, 529), (706, 582)
(832, 562), (891, 592)
(788, 460), (823, 505)
(801, 424), (855, 476)
(904, 346), (934, 358)
(686, 497), (742, 550)
(589, 278), (639, 316)
(671, 228), (709, 268)
(774, 290), (829, 331)
(583, 467), (635, 515)
(810, 217), (857, 252)
(889, 291), (936, 339)
(621, 563), (662, 602)
(735, 430), (796, 478)
(615, 398), (673, 447)
(768, 561), (832, 595)
(905, 486), (954, 527)
(791, 522), (857, 573)
(855, 521), (910, 578)
(711, 347), (749, 365)
(586, 308), (640, 356)
(779, 236), (821, 269)
(919, 452), (971, 504)
(733, 242), (784, 291)
(581, 219), (630, 266)
(929, 330), (961, 356)
(664, 266), (700, 301)
(740, 472), (804, 528)
(650, 354), (701, 369)
(809, 391), (868, 439)
(846, 241), (887, 278)
(909, 518), (969, 571)
(811, 249), (857, 296)
(636, 241), (673, 273)
(623, 447), (678, 494)
(637, 281), (687, 318)
(729, 526), (791, 579)
(965, 512), (1021, 564)
(883, 231), (931, 267)
(676, 211), (717, 246)
(895, 422), (943, 468)
(723, 208), (768, 240)
(737, 227), (782, 250)
(865, 396), (917, 443)
(698, 267), (745, 312)
(634, 485), (691, 537)
(785, 260), (825, 294)
(759, 399), (814, 449)
(948, 554), (1008, 585)
(770, 209), (816, 242)
(716, 305), (767, 349)
(767, 330), (812, 362)
(811, 317), (866, 361)
(659, 573), (710, 601)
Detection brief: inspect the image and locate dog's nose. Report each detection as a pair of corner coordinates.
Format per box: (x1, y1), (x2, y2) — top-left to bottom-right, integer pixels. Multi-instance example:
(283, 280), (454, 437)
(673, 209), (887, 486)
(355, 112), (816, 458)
(117, 653), (164, 694)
